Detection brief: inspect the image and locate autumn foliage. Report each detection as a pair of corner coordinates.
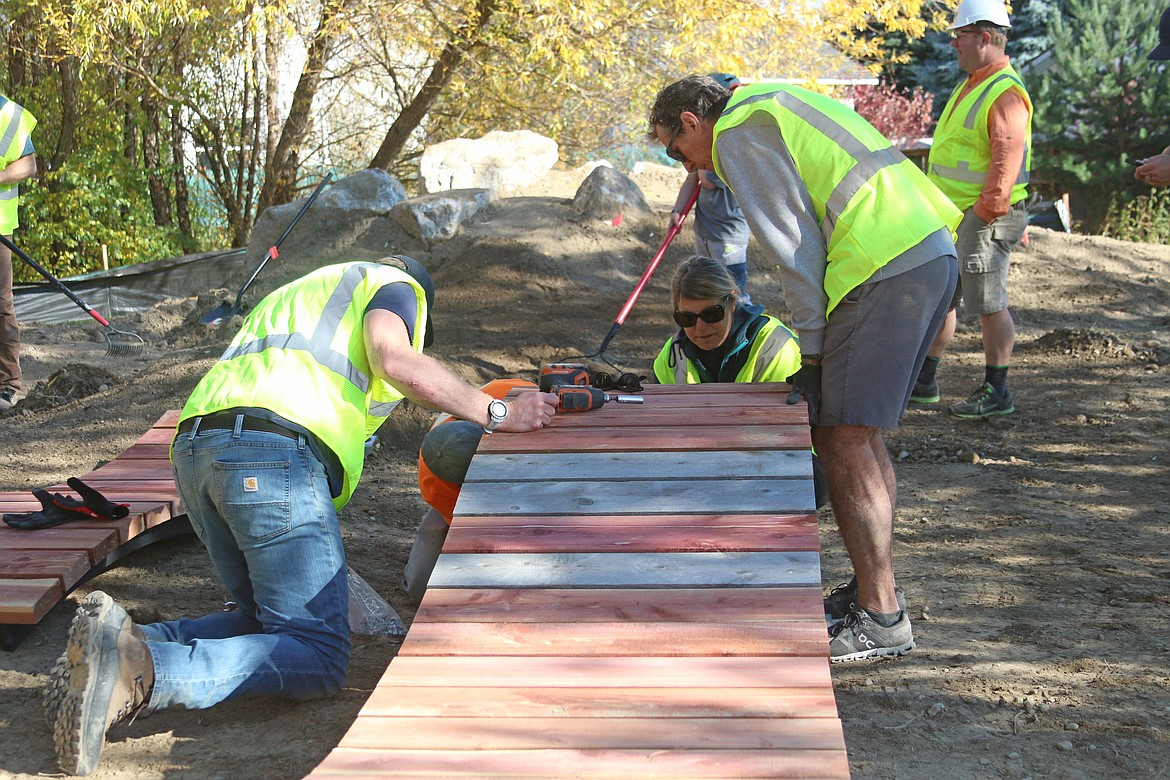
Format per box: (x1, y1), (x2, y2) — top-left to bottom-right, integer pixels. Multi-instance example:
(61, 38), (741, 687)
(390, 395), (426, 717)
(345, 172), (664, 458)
(853, 82), (935, 148)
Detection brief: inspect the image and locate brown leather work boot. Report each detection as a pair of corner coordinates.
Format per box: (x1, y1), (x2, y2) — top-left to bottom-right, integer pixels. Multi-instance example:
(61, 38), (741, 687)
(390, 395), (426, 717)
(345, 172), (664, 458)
(52, 591), (154, 776)
(44, 594), (145, 730)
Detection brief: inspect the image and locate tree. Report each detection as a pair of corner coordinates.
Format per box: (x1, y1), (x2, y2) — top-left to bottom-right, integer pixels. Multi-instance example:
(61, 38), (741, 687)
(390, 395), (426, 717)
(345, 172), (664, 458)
(1033, 0), (1170, 224)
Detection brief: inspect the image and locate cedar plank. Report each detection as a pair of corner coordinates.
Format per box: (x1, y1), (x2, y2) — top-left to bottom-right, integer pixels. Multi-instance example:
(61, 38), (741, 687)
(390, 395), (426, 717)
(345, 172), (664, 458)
(359, 685), (839, 719)
(0, 527), (119, 562)
(0, 577), (64, 623)
(398, 621), (828, 657)
(477, 425), (810, 453)
(0, 550), (89, 586)
(309, 746), (850, 778)
(379, 655), (832, 689)
(414, 587), (824, 623)
(336, 715), (845, 751)
(442, 520), (819, 553)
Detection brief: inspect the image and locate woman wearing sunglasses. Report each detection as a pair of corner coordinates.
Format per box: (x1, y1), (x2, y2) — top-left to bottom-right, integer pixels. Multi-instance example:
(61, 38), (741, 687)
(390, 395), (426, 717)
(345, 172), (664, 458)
(654, 255), (800, 385)
(654, 255), (827, 507)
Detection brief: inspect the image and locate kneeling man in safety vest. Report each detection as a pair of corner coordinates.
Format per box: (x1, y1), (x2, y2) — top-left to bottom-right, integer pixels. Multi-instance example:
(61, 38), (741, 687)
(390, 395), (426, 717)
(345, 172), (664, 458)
(649, 75), (960, 663)
(46, 256), (559, 775)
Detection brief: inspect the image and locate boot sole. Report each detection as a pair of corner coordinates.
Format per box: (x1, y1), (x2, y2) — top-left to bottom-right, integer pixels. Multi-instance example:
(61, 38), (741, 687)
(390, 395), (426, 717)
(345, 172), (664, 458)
(53, 592), (122, 776)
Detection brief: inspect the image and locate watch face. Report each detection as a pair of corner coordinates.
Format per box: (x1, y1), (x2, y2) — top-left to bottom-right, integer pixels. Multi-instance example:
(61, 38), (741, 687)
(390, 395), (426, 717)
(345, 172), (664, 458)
(487, 400), (508, 429)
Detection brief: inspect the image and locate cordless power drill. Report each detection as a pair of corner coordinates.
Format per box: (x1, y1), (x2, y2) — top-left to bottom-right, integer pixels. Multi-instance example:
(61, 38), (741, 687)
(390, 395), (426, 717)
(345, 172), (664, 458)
(554, 386), (645, 412)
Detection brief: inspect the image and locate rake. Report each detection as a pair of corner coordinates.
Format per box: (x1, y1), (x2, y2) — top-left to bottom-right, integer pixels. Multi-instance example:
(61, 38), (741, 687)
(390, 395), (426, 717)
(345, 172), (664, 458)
(1, 235), (145, 356)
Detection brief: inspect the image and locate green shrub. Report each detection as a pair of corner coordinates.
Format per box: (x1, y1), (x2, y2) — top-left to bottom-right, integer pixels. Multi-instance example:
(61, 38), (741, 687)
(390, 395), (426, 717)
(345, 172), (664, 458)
(1100, 188), (1170, 244)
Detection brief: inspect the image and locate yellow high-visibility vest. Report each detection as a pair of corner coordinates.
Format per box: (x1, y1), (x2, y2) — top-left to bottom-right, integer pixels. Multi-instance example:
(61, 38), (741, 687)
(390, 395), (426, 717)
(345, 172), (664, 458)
(0, 97), (37, 235)
(177, 262), (429, 508)
(654, 314), (800, 384)
(928, 65), (1032, 210)
(713, 83), (961, 315)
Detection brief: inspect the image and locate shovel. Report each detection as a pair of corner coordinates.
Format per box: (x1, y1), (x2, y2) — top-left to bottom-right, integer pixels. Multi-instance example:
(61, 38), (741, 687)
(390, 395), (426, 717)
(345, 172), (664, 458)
(0, 234), (145, 356)
(200, 172), (333, 325)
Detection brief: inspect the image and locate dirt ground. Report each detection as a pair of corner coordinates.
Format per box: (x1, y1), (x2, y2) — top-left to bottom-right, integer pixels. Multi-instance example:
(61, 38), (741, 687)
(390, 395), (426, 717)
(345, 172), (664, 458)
(1, 162), (1168, 779)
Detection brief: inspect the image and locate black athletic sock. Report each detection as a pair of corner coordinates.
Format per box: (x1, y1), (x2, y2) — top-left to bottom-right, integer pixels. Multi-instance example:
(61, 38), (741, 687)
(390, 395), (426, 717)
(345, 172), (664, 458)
(864, 608), (904, 628)
(985, 365), (1009, 396)
(917, 356), (941, 386)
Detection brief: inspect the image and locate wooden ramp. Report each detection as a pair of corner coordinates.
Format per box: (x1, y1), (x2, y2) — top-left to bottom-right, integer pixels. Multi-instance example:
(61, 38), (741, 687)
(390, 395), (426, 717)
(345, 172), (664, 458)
(0, 410), (190, 650)
(310, 383), (849, 778)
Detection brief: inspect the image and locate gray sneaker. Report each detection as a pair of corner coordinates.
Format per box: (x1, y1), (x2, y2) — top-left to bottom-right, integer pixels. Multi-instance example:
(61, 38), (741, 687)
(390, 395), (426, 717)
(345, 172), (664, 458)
(949, 383), (1014, 419)
(824, 576), (906, 626)
(829, 606), (915, 663)
(909, 379), (940, 404)
(0, 387), (15, 413)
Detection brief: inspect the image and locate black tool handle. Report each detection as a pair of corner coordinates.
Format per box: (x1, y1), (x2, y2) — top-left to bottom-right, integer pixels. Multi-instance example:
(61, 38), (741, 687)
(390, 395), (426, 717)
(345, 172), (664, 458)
(0, 234), (111, 326)
(233, 171), (334, 309)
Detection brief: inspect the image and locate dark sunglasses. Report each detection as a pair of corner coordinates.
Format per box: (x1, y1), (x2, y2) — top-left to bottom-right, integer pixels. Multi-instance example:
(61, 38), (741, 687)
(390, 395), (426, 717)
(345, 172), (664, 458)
(665, 124), (686, 163)
(593, 371), (644, 393)
(673, 296), (730, 328)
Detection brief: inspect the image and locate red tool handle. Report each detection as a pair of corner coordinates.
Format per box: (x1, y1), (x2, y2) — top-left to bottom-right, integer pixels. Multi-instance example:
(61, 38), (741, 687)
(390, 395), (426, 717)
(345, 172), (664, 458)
(615, 185), (699, 326)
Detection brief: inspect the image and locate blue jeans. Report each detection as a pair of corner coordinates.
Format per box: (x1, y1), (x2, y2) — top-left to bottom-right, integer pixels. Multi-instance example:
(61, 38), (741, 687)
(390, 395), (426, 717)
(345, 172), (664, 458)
(148, 421), (350, 710)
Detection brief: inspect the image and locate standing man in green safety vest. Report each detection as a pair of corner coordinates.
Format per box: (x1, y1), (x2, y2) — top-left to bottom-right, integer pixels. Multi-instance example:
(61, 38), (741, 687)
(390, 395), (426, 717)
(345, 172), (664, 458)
(46, 256), (559, 775)
(648, 75), (960, 663)
(913, 0), (1032, 419)
(0, 94), (37, 414)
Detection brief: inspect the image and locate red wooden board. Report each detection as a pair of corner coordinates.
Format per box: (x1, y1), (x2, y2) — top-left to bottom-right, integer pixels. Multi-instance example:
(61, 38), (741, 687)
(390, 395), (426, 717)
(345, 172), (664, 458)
(311, 746), (851, 778)
(443, 513), (819, 553)
(398, 621), (829, 658)
(379, 655), (833, 689)
(415, 587), (824, 623)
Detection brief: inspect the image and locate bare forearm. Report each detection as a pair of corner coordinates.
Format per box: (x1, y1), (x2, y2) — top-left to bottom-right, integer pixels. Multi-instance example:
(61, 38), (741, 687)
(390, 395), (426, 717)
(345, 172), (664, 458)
(0, 154), (36, 186)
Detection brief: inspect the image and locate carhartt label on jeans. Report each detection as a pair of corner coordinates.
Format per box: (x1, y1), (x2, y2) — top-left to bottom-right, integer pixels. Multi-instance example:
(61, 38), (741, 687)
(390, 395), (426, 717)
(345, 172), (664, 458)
(242, 477), (259, 492)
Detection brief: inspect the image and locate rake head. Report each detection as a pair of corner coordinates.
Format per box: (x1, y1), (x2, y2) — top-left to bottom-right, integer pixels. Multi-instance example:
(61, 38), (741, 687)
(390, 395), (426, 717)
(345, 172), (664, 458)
(103, 326), (146, 357)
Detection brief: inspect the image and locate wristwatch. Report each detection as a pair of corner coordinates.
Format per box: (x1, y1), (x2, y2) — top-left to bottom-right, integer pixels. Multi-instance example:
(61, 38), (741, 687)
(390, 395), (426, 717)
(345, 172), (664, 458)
(484, 399), (509, 434)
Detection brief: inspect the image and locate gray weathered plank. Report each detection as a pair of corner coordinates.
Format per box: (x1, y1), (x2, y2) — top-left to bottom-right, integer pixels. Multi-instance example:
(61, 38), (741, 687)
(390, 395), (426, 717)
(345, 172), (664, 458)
(454, 478), (815, 516)
(427, 551), (820, 588)
(464, 450), (813, 483)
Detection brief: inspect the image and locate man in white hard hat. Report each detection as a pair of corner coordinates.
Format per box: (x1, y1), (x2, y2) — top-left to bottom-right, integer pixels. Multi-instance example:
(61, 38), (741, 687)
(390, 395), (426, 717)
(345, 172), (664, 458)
(912, 0), (1032, 419)
(1135, 7), (1170, 187)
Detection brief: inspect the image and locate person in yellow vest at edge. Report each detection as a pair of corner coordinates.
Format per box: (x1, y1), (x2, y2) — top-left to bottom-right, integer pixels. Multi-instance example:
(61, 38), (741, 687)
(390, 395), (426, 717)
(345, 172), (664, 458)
(652, 254), (827, 508)
(912, 0), (1033, 419)
(45, 256), (559, 775)
(403, 377), (537, 604)
(648, 75), (960, 662)
(0, 94), (37, 413)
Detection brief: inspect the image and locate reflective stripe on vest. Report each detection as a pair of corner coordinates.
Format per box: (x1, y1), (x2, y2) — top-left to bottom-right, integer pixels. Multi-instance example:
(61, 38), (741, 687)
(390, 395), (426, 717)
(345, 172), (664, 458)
(222, 265), (381, 399)
(713, 84), (961, 314)
(179, 262), (426, 507)
(653, 315), (800, 384)
(722, 90), (911, 248)
(928, 67), (1032, 209)
(0, 100), (36, 234)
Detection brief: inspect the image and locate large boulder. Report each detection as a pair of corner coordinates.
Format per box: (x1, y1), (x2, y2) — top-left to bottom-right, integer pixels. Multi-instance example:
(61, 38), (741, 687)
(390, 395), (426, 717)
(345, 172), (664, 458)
(248, 169), (408, 259)
(419, 130), (559, 193)
(391, 189), (498, 247)
(571, 165), (652, 219)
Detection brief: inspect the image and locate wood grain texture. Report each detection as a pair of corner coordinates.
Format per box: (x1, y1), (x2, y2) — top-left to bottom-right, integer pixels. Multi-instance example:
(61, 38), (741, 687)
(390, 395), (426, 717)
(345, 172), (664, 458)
(427, 551), (820, 589)
(414, 587), (823, 623)
(306, 385), (847, 779)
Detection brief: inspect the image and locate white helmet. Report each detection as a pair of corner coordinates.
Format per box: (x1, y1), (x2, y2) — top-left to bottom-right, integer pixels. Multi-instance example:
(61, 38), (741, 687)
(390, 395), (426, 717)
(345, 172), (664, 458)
(948, 0), (1011, 29)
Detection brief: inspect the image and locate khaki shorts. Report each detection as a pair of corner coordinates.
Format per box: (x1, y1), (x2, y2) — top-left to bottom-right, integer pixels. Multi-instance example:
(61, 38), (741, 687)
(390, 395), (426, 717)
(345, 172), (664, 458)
(952, 205), (1029, 315)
